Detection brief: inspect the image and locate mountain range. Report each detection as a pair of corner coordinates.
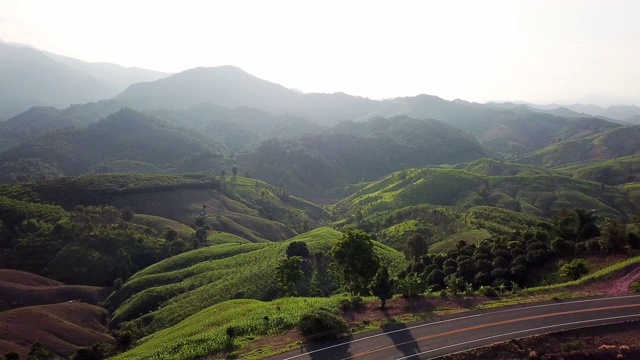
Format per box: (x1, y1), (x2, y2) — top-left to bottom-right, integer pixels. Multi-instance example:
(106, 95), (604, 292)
(3, 41), (640, 198)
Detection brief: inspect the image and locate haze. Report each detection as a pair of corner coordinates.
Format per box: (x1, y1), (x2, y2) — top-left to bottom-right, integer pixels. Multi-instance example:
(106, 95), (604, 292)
(1, 0), (639, 105)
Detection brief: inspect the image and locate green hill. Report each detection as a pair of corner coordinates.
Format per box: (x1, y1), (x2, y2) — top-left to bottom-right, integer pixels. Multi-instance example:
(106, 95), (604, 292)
(108, 227), (406, 336)
(331, 164), (636, 252)
(0, 108), (227, 181)
(558, 154), (640, 185)
(516, 126), (640, 167)
(0, 173), (330, 288)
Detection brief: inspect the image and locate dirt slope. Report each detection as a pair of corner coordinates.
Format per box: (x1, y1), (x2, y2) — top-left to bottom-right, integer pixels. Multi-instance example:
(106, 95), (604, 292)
(0, 269), (109, 311)
(0, 302), (113, 359)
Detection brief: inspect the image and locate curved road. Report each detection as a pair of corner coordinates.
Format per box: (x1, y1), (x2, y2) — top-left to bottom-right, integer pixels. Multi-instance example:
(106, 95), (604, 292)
(268, 295), (640, 360)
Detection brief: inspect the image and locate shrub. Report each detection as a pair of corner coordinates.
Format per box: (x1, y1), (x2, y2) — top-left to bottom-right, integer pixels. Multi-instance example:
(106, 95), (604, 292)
(298, 308), (349, 341)
(4, 352), (20, 360)
(561, 341), (582, 352)
(478, 285), (498, 297)
(559, 259), (590, 280)
(338, 296), (364, 311)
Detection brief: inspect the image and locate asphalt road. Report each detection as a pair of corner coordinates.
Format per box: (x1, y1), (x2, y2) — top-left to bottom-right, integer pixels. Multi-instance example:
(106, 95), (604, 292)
(267, 294), (640, 360)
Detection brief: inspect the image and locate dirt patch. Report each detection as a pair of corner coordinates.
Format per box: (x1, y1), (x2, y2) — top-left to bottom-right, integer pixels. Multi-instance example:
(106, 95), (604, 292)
(0, 269), (64, 287)
(0, 270), (109, 312)
(567, 263), (640, 296)
(0, 302), (114, 359)
(607, 264), (640, 295)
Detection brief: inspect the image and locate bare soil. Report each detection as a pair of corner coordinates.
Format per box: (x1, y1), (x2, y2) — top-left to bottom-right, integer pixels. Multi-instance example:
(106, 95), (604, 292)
(0, 302), (114, 359)
(0, 269), (113, 359)
(0, 269), (109, 311)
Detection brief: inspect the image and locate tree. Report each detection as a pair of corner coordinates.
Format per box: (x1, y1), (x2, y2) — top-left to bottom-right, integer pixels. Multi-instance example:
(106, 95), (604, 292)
(559, 259), (590, 280)
(286, 241), (310, 258)
(4, 352), (20, 360)
(232, 166), (238, 177)
(370, 265), (394, 308)
(404, 233), (428, 262)
(298, 308), (349, 341)
(396, 272), (424, 297)
(276, 256), (304, 296)
(121, 208), (134, 222)
(27, 341), (54, 360)
(164, 228), (178, 243)
(330, 229), (380, 295)
(600, 218), (627, 253)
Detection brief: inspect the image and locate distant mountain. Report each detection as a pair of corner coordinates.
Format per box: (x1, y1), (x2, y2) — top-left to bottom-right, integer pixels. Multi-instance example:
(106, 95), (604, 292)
(114, 66), (387, 125)
(530, 103), (640, 122)
(0, 108), (226, 181)
(115, 66), (302, 112)
(236, 115), (490, 196)
(148, 104), (326, 152)
(43, 51), (169, 93)
(113, 68), (622, 156)
(0, 42), (167, 118)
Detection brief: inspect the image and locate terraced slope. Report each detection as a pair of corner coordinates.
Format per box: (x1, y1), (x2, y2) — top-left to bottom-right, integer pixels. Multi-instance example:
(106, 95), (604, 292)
(108, 228), (405, 335)
(331, 164), (636, 251)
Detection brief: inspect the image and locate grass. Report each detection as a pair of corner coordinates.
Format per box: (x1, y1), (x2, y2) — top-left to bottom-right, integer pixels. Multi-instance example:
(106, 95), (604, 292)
(207, 232), (253, 245)
(113, 250), (640, 360)
(429, 229), (491, 253)
(110, 228), (407, 336)
(112, 296), (349, 360)
(526, 254), (640, 293)
(132, 214), (195, 240)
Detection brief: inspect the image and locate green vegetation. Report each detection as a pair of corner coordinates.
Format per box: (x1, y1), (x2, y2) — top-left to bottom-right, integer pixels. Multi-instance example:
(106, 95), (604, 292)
(4, 92), (640, 360)
(108, 228), (406, 336)
(112, 297), (347, 360)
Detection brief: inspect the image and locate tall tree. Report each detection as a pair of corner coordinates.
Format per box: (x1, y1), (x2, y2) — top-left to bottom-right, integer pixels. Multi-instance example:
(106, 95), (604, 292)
(370, 265), (394, 308)
(330, 229), (379, 295)
(286, 241), (310, 258)
(404, 233), (428, 261)
(232, 166), (238, 177)
(276, 256), (304, 296)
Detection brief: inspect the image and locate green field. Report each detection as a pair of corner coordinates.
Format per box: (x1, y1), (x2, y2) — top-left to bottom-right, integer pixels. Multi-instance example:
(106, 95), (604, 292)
(110, 227), (406, 336)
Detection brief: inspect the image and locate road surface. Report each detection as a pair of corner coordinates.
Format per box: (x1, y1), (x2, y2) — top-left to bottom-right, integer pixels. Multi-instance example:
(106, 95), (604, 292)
(267, 294), (640, 360)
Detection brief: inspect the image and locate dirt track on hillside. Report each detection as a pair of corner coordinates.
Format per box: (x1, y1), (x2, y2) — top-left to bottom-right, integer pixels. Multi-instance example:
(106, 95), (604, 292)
(607, 264), (640, 295)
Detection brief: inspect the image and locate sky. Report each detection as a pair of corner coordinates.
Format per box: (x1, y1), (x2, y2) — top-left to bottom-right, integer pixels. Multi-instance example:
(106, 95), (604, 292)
(1, 0), (639, 105)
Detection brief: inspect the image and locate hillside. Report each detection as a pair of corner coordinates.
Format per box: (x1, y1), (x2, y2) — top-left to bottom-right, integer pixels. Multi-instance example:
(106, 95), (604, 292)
(107, 227), (406, 336)
(149, 104), (326, 152)
(516, 125), (640, 167)
(0, 269), (108, 310)
(330, 164), (636, 251)
(0, 269), (112, 359)
(0, 108), (227, 180)
(237, 116), (489, 197)
(558, 154), (640, 185)
(0, 302), (113, 359)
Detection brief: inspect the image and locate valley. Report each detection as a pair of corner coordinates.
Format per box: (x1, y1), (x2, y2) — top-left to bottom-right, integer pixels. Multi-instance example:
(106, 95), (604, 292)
(2, 41), (640, 360)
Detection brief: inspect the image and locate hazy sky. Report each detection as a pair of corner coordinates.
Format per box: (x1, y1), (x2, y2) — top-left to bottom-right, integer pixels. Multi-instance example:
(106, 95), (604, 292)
(1, 0), (639, 104)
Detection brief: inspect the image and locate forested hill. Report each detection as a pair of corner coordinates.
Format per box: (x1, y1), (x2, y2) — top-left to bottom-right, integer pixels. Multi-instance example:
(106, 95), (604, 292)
(0, 108), (226, 181)
(236, 116), (490, 197)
